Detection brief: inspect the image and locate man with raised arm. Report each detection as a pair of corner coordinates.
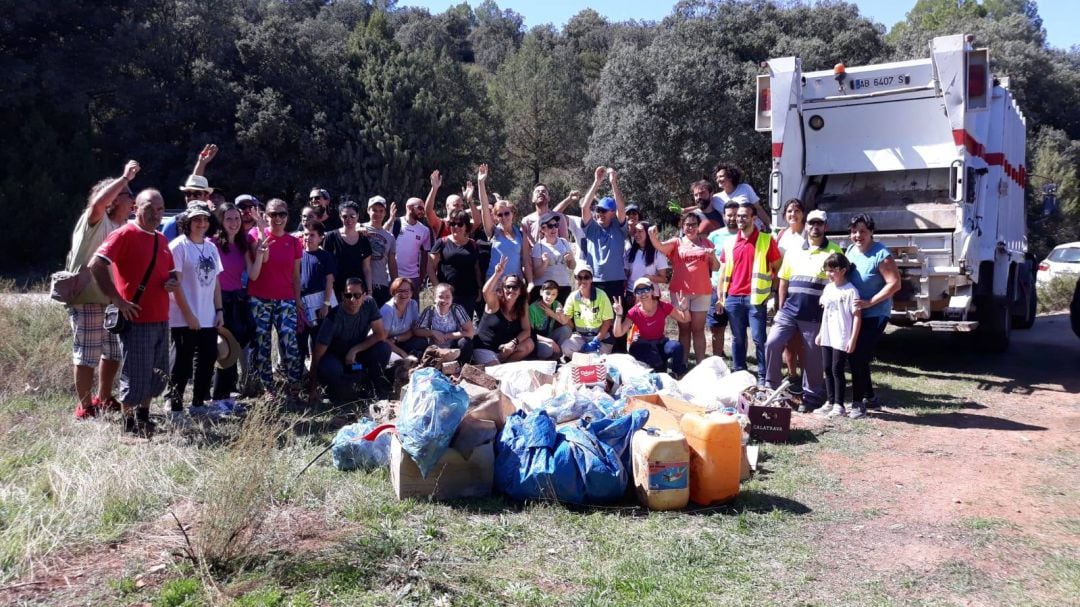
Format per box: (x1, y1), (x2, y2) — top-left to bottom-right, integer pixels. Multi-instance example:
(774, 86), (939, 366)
(162, 144), (219, 241)
(522, 183), (577, 244)
(579, 166), (627, 302)
(64, 160), (140, 419)
(424, 169), (479, 240)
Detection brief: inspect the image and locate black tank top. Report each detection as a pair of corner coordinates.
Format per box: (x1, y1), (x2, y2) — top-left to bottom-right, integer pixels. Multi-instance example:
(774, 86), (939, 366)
(474, 309), (520, 350)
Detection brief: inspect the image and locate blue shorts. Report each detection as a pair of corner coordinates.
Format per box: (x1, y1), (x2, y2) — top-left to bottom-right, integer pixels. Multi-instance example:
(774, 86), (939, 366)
(706, 292), (729, 329)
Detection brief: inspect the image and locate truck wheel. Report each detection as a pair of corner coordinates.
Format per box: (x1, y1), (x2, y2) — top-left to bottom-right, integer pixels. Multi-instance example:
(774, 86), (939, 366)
(1013, 282), (1037, 330)
(979, 296), (1011, 352)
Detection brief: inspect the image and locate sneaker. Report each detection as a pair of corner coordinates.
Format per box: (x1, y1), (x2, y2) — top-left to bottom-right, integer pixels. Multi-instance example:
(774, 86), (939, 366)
(827, 404), (847, 418)
(169, 410), (192, 428)
(848, 405), (867, 419)
(74, 400), (100, 419)
(863, 396), (881, 410)
(796, 402), (809, 413)
(815, 403), (834, 417)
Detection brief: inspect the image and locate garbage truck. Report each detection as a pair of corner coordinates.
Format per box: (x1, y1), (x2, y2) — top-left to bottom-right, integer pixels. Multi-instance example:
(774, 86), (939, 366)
(755, 34), (1036, 351)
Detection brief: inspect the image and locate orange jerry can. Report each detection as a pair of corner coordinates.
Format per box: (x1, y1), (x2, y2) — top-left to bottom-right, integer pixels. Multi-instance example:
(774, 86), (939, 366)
(679, 412), (742, 506)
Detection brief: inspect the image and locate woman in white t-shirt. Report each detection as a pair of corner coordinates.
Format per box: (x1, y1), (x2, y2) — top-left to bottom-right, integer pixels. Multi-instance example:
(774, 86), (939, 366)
(624, 220), (670, 290)
(167, 204), (224, 421)
(529, 211), (575, 302)
(775, 199), (806, 256)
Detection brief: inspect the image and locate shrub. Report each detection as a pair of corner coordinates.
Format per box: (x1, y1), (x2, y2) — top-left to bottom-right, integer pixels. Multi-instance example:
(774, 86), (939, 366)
(1037, 275), (1079, 314)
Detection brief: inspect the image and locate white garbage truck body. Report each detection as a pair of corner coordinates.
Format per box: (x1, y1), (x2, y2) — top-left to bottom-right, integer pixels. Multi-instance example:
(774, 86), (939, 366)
(755, 34), (1036, 350)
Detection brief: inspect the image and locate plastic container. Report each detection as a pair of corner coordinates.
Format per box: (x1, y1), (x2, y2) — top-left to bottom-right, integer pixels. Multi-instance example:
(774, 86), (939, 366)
(679, 412), (742, 506)
(631, 428), (690, 511)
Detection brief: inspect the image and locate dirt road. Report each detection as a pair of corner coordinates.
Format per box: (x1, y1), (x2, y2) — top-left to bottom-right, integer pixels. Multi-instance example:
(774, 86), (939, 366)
(798, 313), (1079, 604)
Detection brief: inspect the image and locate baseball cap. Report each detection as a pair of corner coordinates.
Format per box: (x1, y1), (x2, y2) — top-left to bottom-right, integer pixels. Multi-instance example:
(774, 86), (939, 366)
(234, 194), (259, 207)
(539, 211), (560, 224)
(807, 209), (828, 223)
(575, 265), (594, 278)
(597, 197), (617, 212)
(625, 203), (641, 215)
(632, 277), (654, 291)
(367, 195), (387, 209)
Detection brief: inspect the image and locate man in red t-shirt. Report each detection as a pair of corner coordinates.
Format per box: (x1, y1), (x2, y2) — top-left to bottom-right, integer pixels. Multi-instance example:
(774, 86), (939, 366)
(90, 189), (177, 439)
(715, 203), (781, 382)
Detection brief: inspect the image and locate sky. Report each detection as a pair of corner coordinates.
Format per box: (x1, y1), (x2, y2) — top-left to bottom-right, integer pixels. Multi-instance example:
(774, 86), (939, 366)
(396, 0), (1079, 49)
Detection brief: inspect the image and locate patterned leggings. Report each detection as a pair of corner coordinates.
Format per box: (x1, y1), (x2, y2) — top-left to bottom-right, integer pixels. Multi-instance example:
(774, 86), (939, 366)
(250, 296), (302, 389)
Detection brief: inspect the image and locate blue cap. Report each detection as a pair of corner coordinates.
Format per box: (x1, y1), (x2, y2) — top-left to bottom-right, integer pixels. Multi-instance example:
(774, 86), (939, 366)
(597, 197), (617, 212)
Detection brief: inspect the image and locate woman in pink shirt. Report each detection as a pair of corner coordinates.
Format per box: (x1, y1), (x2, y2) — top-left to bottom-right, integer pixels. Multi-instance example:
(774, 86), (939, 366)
(648, 210), (719, 366)
(613, 277), (691, 377)
(210, 202), (256, 408)
(247, 198), (304, 394)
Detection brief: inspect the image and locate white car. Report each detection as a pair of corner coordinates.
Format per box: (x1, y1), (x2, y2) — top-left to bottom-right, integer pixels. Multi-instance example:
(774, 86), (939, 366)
(1037, 241), (1080, 284)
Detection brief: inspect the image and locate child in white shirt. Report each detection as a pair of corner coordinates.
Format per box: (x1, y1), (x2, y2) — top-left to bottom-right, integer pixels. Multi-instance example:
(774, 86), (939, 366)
(815, 253), (863, 418)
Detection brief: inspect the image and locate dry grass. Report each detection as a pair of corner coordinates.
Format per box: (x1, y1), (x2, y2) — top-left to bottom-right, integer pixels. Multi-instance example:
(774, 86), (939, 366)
(189, 397), (290, 577)
(0, 297), (72, 400)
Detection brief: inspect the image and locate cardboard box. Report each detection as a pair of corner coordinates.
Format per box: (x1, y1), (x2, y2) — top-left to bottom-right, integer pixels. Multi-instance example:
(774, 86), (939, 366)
(737, 401), (791, 443)
(626, 394), (709, 432)
(390, 435), (494, 500)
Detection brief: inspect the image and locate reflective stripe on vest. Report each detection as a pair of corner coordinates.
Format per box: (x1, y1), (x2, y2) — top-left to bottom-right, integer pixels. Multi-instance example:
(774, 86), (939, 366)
(722, 232), (774, 305)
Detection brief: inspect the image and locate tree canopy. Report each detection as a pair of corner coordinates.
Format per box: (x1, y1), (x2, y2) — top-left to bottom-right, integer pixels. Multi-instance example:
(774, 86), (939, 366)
(1, 0), (1077, 274)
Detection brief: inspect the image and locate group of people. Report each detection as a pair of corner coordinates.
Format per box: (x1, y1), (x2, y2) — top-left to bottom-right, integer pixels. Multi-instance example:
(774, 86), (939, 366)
(62, 144), (899, 439)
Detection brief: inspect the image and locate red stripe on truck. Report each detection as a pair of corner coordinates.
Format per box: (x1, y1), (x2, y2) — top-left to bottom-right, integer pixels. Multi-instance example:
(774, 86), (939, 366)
(772, 142), (783, 158)
(952, 129), (1024, 187)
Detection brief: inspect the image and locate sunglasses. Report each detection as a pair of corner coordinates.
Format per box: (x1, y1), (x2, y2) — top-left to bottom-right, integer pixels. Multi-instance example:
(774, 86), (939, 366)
(342, 292), (364, 300)
(504, 283), (521, 291)
(684, 222), (700, 229)
(808, 220), (825, 225)
(634, 287), (653, 295)
(267, 211), (288, 218)
(542, 223), (559, 230)
(496, 211), (513, 218)
(449, 222), (467, 228)
(340, 214), (358, 220)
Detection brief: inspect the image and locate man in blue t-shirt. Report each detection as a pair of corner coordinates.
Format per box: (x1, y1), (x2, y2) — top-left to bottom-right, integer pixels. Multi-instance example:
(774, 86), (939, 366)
(579, 166), (627, 302)
(706, 200), (739, 357)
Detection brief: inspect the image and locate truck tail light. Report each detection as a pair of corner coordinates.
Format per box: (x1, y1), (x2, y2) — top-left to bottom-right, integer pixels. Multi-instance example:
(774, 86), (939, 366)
(966, 48), (989, 111)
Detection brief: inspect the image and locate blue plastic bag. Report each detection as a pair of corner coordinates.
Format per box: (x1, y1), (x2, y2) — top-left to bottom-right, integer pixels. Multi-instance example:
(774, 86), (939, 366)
(398, 367), (469, 477)
(495, 410), (560, 501)
(494, 408), (650, 504)
(331, 418), (391, 471)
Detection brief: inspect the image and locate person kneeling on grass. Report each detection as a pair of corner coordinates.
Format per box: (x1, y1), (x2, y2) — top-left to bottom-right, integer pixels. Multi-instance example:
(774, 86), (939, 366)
(308, 278), (391, 404)
(556, 265), (615, 357)
(529, 280), (572, 360)
(472, 257), (534, 365)
(613, 277), (691, 377)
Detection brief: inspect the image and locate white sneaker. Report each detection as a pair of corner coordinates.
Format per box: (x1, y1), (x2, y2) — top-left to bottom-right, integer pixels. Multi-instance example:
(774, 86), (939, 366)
(169, 410), (192, 428)
(826, 404), (847, 418)
(815, 403), (835, 417)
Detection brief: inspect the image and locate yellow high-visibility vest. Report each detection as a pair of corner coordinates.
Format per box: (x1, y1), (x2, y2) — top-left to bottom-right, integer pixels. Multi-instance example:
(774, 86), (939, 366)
(721, 231), (774, 305)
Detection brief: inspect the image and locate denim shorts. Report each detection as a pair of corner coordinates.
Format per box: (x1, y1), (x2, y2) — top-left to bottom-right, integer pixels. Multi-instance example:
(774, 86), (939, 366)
(706, 292), (729, 329)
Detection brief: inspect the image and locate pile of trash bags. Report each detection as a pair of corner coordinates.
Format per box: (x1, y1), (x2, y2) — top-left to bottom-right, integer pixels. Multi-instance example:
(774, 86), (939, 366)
(330, 353), (759, 505)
